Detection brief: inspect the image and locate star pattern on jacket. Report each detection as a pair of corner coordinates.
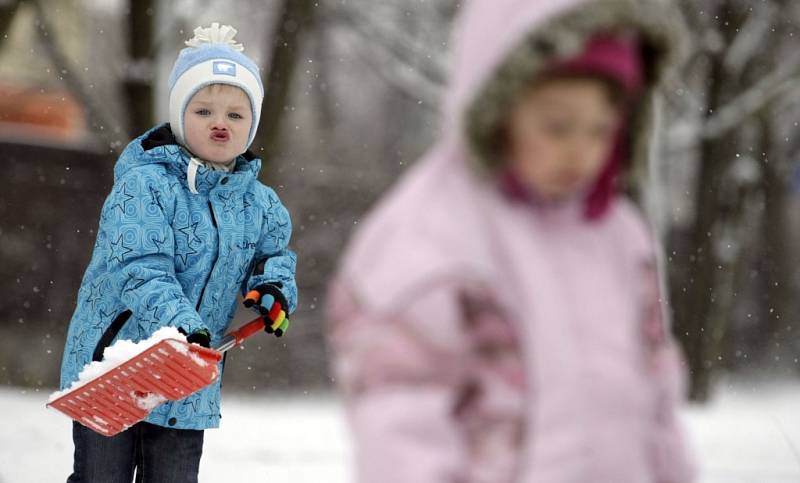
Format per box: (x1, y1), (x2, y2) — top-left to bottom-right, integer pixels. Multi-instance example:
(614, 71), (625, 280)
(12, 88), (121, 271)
(110, 183), (135, 215)
(146, 303), (162, 326)
(218, 192), (238, 214)
(240, 192), (253, 214)
(108, 234), (134, 264)
(195, 171), (214, 192)
(97, 308), (116, 328)
(268, 219), (289, 247)
(150, 234), (169, 253)
(123, 277), (147, 296)
(207, 398), (219, 416)
(264, 193), (278, 211)
(85, 281), (104, 311)
(175, 221), (201, 265)
(182, 395), (203, 413)
(67, 333), (89, 367)
(148, 185), (164, 211)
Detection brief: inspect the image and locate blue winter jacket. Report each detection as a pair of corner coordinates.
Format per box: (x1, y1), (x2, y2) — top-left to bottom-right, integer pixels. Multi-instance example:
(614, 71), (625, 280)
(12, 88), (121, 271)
(59, 124), (297, 430)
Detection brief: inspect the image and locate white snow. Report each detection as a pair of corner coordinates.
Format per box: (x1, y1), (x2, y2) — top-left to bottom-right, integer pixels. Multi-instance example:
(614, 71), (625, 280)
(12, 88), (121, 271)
(133, 392), (168, 411)
(166, 339), (209, 367)
(80, 415), (110, 435)
(4, 377), (800, 483)
(47, 327), (186, 403)
(682, 378), (800, 482)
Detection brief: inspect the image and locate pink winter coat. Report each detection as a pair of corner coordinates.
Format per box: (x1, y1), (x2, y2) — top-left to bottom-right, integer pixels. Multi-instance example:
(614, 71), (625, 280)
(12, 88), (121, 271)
(327, 1), (696, 482)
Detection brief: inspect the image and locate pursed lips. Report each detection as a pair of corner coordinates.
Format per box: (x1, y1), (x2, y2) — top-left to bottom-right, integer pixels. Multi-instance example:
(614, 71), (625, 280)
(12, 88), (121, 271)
(210, 130), (230, 142)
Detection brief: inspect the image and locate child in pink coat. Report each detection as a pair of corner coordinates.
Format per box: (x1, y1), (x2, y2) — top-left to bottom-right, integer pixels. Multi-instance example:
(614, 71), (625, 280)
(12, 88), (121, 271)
(327, 0), (696, 482)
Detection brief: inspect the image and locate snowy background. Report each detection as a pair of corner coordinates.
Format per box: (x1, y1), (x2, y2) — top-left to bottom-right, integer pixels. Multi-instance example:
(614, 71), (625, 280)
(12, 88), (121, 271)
(3, 0), (800, 481)
(2, 378), (800, 483)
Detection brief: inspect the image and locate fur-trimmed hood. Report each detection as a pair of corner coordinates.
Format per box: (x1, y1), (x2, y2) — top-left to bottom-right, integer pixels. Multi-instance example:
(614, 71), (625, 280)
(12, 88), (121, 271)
(337, 0), (690, 313)
(336, 0), (689, 314)
(448, 0), (686, 187)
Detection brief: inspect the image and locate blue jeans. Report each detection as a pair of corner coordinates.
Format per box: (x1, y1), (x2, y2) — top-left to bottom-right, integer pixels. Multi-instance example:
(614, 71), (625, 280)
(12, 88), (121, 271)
(67, 421), (204, 483)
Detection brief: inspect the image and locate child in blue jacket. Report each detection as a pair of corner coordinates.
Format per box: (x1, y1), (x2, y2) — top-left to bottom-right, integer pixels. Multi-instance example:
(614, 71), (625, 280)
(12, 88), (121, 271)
(59, 23), (297, 482)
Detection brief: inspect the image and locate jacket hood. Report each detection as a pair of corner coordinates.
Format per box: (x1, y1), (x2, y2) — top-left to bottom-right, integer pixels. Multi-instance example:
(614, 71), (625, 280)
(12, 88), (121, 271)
(336, 0), (687, 314)
(445, 0), (686, 189)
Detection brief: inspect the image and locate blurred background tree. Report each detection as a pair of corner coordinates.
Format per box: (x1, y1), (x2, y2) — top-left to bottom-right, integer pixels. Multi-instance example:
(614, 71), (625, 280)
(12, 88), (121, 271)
(665, 0), (800, 401)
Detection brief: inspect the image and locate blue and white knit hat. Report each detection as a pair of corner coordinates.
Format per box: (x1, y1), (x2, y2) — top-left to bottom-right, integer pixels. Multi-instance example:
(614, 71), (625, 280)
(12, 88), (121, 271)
(168, 23), (264, 149)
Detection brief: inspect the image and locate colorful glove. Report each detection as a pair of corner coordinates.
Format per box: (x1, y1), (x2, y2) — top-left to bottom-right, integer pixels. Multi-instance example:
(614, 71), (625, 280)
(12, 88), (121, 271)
(243, 284), (290, 337)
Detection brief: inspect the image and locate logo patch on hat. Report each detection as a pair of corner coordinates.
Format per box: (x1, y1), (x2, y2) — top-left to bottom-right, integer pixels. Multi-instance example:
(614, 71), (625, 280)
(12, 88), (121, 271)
(213, 61), (237, 76)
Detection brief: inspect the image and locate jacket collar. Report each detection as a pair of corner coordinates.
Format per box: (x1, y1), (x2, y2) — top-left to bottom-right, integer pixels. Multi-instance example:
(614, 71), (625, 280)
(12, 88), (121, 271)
(135, 123), (262, 196)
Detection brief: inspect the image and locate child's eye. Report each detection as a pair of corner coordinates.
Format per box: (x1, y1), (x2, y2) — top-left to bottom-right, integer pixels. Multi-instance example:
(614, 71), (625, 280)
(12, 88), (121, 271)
(195, 109), (211, 116)
(228, 112), (243, 120)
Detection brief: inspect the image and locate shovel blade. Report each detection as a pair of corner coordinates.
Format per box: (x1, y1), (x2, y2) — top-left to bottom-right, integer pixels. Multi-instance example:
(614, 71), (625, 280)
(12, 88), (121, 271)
(47, 339), (222, 437)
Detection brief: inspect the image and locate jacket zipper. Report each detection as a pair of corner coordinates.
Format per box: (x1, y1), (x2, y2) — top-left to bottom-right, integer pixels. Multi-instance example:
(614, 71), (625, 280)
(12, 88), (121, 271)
(195, 199), (218, 311)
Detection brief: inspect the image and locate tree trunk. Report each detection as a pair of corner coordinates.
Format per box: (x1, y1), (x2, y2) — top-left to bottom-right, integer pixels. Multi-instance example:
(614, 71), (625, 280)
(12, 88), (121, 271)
(255, 0), (316, 167)
(670, 1), (769, 402)
(757, 110), (794, 354)
(674, 34), (744, 402)
(123, 0), (154, 136)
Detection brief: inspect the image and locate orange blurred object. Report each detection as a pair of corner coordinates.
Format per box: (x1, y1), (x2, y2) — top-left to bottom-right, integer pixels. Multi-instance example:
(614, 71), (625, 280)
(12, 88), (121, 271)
(0, 81), (87, 143)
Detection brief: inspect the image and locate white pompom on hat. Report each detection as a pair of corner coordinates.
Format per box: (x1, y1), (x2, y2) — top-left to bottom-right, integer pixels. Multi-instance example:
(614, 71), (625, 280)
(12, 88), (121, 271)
(168, 23), (264, 149)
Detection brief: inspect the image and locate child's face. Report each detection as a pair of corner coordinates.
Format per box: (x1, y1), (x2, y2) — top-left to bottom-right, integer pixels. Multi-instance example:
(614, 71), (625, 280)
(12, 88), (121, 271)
(505, 77), (622, 201)
(184, 84), (252, 163)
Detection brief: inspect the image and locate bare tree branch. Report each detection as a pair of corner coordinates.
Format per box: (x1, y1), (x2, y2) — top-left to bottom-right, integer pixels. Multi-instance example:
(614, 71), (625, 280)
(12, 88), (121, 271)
(332, 5), (447, 87)
(668, 53), (800, 148)
(337, 27), (441, 109)
(723, 1), (776, 76)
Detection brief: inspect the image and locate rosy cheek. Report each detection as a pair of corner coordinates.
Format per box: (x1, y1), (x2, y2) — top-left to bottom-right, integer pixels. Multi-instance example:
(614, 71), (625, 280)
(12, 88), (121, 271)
(516, 150), (540, 178)
(510, 149), (542, 187)
(518, 137), (557, 171)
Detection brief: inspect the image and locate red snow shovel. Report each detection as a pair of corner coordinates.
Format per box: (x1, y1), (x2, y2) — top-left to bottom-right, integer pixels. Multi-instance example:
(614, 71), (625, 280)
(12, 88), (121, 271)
(47, 316), (267, 437)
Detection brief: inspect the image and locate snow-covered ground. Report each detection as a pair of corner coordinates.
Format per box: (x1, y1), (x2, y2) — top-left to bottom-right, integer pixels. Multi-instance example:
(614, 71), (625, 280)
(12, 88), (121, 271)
(1, 378), (799, 482)
(681, 379), (800, 483)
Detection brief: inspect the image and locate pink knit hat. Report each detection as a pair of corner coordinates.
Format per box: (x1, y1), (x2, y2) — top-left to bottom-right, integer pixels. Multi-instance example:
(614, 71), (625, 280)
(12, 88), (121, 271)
(550, 33), (644, 99)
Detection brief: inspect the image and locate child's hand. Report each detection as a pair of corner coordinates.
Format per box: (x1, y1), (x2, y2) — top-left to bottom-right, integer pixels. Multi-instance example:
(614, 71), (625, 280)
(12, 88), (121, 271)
(243, 284), (290, 337)
(186, 328), (211, 348)
(178, 327), (211, 348)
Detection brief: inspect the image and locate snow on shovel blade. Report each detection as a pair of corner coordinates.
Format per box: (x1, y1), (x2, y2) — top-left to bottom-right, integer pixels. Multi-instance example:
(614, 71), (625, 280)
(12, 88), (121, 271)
(47, 339), (222, 437)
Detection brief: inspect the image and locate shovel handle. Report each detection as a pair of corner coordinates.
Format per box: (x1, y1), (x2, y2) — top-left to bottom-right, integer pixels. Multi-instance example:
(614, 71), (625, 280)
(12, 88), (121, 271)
(214, 316), (266, 353)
